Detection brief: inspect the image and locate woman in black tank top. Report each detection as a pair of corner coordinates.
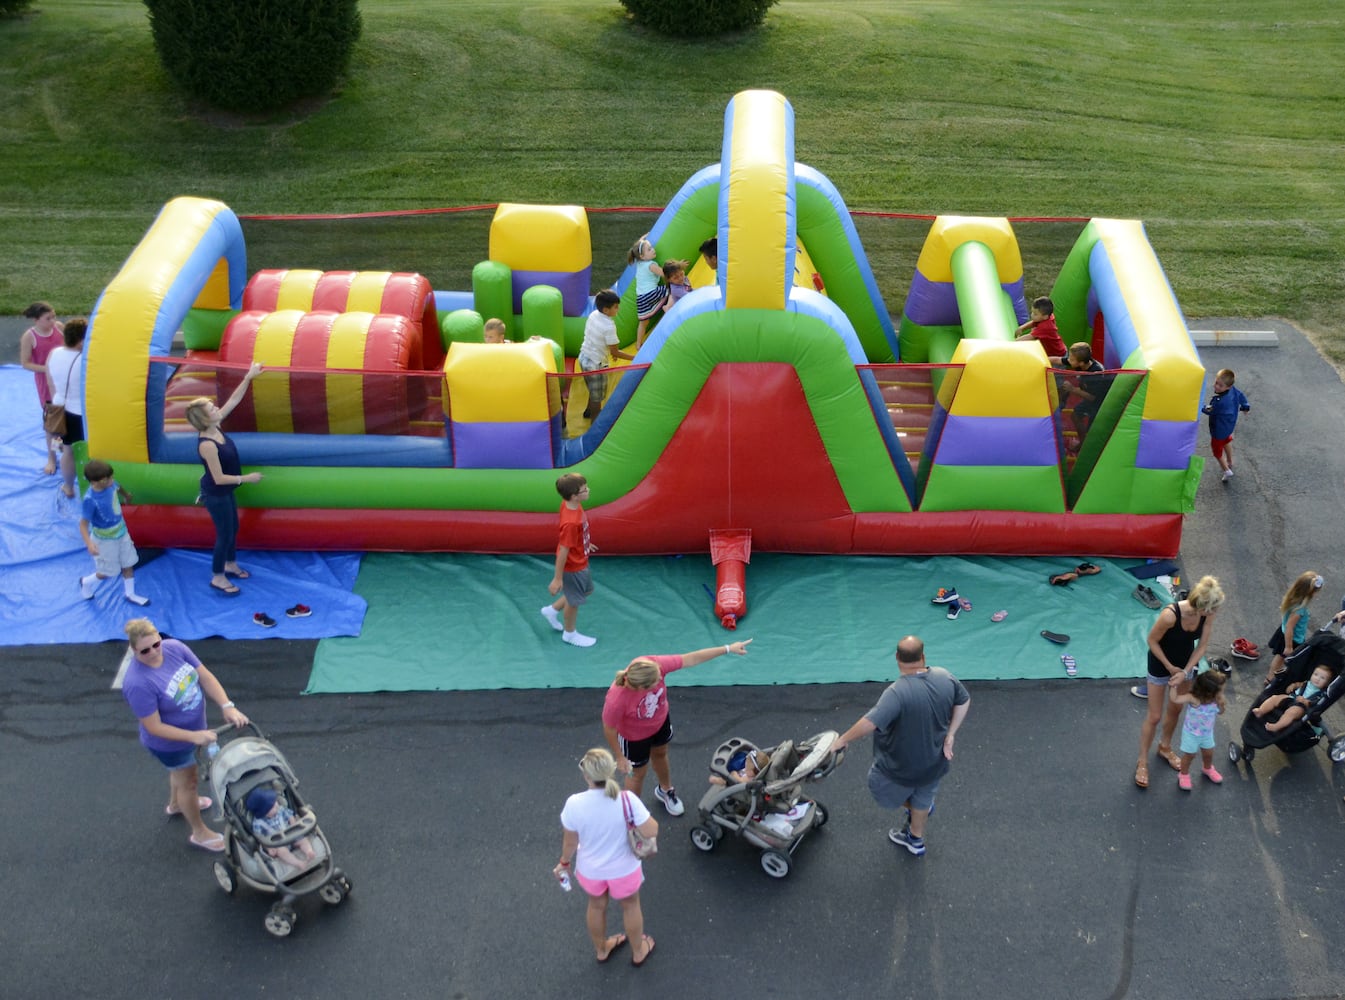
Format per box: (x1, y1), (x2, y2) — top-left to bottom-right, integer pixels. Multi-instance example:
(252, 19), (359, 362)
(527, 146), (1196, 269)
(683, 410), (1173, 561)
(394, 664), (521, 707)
(1135, 575), (1224, 788)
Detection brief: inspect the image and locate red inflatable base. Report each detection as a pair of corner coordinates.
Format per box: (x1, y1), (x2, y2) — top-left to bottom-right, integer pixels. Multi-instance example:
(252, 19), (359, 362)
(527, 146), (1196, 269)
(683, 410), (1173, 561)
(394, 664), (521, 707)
(125, 505), (1182, 558)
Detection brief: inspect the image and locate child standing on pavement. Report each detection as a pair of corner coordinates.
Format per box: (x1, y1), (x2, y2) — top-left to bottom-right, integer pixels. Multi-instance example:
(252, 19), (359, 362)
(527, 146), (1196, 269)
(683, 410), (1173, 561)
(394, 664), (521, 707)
(1170, 669), (1226, 790)
(1014, 296), (1067, 357)
(1202, 368), (1250, 482)
(78, 459), (151, 606)
(541, 472), (598, 648)
(630, 235), (667, 348)
(1264, 571), (1324, 683)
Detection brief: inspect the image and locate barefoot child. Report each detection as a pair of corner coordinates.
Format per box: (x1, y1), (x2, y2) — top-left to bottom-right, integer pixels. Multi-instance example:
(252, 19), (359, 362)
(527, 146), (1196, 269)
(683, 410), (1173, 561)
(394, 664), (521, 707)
(662, 259), (692, 309)
(19, 301), (64, 476)
(1014, 296), (1067, 357)
(246, 787), (318, 869)
(1202, 368), (1250, 482)
(577, 290), (633, 421)
(1171, 670), (1226, 790)
(482, 317), (508, 343)
(1254, 665), (1336, 733)
(630, 235), (667, 348)
(78, 459), (151, 606)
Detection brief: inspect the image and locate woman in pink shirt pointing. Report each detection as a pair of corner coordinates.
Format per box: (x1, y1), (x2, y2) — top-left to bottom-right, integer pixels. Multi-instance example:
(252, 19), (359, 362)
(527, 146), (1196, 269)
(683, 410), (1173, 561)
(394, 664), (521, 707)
(601, 639), (752, 818)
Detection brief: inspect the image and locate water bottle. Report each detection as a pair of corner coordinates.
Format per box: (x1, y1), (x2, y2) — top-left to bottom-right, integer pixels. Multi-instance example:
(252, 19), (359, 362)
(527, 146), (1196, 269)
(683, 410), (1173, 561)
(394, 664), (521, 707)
(557, 871), (572, 892)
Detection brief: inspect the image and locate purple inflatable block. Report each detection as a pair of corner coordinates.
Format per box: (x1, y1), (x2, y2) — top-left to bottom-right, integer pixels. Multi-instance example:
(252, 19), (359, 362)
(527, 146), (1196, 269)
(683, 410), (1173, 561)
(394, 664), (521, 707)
(1135, 419), (1197, 470)
(451, 420), (554, 469)
(936, 414), (1059, 466)
(511, 268), (591, 316)
(902, 272), (960, 327)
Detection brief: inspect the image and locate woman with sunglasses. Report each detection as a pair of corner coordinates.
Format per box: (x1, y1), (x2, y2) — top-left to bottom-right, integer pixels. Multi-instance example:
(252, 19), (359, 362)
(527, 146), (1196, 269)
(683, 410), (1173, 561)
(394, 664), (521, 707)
(120, 618), (248, 851)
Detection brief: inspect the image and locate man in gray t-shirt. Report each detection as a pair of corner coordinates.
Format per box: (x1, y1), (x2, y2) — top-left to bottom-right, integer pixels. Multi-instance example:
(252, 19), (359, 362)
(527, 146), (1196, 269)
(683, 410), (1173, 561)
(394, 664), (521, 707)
(835, 635), (970, 857)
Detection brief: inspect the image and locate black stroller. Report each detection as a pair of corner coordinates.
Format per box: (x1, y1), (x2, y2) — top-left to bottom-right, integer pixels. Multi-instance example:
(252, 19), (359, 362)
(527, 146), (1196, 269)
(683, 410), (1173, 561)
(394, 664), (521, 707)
(1228, 629), (1345, 766)
(689, 731), (843, 879)
(200, 722), (352, 937)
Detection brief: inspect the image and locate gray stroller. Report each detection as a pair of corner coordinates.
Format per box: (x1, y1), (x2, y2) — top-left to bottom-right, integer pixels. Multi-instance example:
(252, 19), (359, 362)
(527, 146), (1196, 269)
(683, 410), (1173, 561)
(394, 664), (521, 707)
(200, 722), (352, 937)
(689, 731), (844, 878)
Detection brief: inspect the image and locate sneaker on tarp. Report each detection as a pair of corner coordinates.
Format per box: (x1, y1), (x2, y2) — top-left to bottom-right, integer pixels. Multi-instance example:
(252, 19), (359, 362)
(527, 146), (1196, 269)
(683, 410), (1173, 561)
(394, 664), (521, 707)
(253, 612), (276, 629)
(930, 588), (960, 605)
(285, 604), (312, 618)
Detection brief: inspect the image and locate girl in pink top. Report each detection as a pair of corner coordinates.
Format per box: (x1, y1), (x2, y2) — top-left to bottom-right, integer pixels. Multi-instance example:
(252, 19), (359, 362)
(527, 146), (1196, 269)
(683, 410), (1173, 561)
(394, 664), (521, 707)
(19, 301), (64, 475)
(601, 639), (753, 817)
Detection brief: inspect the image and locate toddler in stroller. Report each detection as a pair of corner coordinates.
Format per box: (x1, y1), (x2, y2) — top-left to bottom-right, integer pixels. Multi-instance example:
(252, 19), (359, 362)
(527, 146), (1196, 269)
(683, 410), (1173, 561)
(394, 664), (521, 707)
(689, 731), (843, 879)
(1229, 629), (1345, 767)
(202, 722), (352, 937)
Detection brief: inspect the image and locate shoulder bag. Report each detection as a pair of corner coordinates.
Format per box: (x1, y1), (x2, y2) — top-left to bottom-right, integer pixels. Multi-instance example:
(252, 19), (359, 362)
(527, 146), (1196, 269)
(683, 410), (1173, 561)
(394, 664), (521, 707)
(621, 791), (657, 859)
(43, 360), (74, 437)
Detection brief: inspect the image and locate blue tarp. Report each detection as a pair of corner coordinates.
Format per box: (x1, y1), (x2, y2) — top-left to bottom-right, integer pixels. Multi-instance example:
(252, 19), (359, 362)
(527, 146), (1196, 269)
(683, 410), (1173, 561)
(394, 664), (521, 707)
(0, 365), (366, 646)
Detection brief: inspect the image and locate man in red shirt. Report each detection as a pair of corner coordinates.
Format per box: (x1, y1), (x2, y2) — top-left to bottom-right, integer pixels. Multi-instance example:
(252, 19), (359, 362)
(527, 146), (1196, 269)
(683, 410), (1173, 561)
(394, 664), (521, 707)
(542, 473), (598, 647)
(1014, 295), (1067, 357)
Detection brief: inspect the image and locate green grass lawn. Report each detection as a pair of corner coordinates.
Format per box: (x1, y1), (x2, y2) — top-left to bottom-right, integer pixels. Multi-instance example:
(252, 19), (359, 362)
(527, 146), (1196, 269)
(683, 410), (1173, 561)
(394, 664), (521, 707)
(2, 1), (1342, 358)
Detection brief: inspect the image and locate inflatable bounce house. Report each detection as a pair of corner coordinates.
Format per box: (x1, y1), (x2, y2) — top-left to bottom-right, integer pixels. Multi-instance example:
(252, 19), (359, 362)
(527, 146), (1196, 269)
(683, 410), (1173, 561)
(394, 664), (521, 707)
(84, 89), (1203, 558)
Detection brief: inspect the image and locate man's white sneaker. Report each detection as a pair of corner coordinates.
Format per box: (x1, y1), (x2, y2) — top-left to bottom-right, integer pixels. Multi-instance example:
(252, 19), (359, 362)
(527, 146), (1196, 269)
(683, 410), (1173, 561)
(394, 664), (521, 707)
(562, 630), (596, 648)
(654, 785), (685, 816)
(540, 605), (563, 632)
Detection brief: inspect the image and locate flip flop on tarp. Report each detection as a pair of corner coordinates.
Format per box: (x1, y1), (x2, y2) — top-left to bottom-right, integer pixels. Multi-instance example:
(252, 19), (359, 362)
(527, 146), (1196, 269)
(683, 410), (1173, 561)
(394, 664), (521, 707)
(1041, 630), (1070, 644)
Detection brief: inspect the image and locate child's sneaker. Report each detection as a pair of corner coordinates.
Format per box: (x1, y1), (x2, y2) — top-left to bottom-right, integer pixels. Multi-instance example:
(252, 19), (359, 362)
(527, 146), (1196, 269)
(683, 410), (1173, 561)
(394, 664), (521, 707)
(252, 612), (276, 629)
(1178, 772), (1192, 791)
(562, 630), (596, 648)
(930, 587), (960, 605)
(654, 785), (684, 816)
(540, 605), (563, 632)
(1202, 766), (1223, 784)
(286, 604), (312, 618)
(1221, 468), (1234, 481)
(888, 826), (926, 856)
(1231, 638), (1260, 660)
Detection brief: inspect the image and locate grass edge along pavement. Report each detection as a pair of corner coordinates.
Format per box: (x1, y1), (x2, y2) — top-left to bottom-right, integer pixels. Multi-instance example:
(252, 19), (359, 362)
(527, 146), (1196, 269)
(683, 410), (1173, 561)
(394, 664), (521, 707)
(2, 1), (1343, 361)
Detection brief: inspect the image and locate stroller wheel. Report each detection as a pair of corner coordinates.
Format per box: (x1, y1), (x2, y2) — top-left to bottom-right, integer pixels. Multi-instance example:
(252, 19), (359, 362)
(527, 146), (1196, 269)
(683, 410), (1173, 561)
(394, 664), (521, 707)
(1329, 736), (1345, 764)
(319, 882), (346, 906)
(1227, 742), (1241, 765)
(689, 826), (717, 853)
(812, 802), (828, 828)
(336, 873), (354, 895)
(760, 850), (791, 879)
(212, 860), (235, 895)
(264, 904), (296, 938)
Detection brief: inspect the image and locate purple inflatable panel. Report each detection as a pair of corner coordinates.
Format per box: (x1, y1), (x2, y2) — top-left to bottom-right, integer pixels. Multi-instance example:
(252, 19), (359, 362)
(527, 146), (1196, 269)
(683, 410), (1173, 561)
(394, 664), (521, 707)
(902, 272), (960, 327)
(451, 420), (554, 469)
(936, 414), (1059, 466)
(1135, 419), (1197, 470)
(511, 268), (591, 316)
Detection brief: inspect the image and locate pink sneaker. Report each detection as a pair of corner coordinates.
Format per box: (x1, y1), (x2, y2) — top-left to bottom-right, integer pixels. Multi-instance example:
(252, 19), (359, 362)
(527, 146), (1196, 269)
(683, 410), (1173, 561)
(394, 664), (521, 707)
(1202, 766), (1223, 784)
(1178, 772), (1192, 791)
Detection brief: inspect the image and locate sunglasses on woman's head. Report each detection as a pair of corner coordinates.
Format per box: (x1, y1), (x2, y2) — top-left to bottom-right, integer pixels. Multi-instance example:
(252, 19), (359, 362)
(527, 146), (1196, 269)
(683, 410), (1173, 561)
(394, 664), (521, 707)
(136, 640), (162, 655)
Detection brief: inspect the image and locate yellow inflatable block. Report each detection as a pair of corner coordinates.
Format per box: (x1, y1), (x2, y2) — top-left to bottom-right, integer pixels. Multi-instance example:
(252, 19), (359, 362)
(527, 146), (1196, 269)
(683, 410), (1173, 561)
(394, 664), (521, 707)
(725, 90), (791, 311)
(275, 270), (323, 311)
(490, 203), (591, 273)
(1092, 220), (1202, 422)
(326, 313), (372, 434)
(947, 339), (1053, 418)
(444, 340), (556, 423)
(195, 258), (235, 311)
(916, 216), (1024, 285)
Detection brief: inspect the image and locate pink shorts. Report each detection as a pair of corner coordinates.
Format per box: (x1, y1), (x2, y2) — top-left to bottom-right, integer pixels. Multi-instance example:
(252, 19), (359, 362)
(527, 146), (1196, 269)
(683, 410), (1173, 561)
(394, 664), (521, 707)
(575, 865), (643, 900)
(1211, 435), (1232, 459)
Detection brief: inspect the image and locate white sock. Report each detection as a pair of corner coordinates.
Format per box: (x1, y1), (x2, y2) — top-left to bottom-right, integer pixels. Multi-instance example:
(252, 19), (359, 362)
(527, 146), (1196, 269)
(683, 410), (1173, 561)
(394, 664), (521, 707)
(80, 574), (98, 598)
(123, 577), (149, 605)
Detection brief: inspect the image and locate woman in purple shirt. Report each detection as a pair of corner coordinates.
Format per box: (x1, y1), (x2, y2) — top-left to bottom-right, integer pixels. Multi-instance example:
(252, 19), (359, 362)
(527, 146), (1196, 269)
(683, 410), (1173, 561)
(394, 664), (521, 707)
(120, 618), (249, 852)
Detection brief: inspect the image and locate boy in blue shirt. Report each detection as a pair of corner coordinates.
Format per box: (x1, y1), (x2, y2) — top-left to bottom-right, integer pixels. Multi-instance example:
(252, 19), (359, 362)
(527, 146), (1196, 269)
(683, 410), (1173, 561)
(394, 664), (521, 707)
(79, 459), (150, 605)
(1202, 368), (1250, 482)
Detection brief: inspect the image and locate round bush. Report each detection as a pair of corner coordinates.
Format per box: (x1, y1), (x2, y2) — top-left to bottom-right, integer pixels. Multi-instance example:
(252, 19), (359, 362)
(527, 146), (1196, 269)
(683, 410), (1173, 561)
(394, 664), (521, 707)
(144, 0), (361, 113)
(619, 0), (778, 37)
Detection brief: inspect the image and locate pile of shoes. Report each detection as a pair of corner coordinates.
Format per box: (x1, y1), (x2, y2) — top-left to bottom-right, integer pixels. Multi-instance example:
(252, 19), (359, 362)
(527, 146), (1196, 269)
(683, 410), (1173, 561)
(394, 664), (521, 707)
(931, 587), (972, 620)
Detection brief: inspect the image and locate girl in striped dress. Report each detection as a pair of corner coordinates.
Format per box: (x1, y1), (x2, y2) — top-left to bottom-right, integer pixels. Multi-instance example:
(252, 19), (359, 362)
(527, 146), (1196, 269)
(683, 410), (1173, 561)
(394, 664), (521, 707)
(629, 235), (667, 348)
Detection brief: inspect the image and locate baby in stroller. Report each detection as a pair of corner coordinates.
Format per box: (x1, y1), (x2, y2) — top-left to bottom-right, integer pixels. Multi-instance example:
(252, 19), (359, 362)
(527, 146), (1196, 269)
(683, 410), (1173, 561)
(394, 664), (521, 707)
(246, 787), (319, 869)
(1253, 665), (1336, 733)
(1230, 629), (1345, 766)
(689, 732), (843, 879)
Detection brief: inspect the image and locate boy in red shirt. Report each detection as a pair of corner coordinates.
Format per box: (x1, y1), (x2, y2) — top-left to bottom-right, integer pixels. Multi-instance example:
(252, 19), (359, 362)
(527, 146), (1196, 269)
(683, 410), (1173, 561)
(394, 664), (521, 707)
(542, 473), (598, 647)
(1015, 295), (1067, 357)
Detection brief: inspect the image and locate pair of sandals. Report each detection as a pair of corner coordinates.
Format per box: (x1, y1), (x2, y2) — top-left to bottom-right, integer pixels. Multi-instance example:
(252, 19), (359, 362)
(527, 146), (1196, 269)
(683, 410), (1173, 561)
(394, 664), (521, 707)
(1049, 562), (1101, 586)
(1134, 744), (1182, 788)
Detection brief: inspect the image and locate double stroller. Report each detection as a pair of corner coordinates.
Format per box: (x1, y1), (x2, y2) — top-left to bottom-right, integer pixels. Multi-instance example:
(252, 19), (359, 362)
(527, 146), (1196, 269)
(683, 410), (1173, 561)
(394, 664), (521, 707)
(1228, 629), (1345, 766)
(201, 722), (352, 937)
(689, 731), (844, 878)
